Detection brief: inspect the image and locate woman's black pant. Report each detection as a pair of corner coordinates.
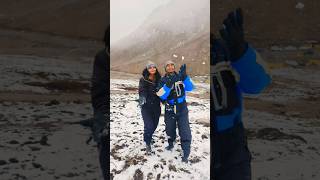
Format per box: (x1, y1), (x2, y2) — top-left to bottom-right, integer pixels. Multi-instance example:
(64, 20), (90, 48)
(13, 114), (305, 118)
(141, 104), (161, 145)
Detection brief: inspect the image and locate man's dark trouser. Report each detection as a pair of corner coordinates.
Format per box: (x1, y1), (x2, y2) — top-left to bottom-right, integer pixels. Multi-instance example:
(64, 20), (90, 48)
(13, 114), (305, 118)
(98, 135), (108, 180)
(141, 104), (161, 145)
(164, 101), (192, 158)
(213, 122), (251, 180)
(93, 111), (108, 180)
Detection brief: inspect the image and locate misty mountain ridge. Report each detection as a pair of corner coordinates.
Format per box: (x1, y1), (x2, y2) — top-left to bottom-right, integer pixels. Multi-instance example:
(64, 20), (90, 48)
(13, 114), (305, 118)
(111, 0), (210, 75)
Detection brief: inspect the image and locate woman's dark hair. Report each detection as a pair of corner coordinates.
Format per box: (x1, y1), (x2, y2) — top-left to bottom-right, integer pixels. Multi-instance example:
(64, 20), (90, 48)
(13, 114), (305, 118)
(142, 67), (161, 83)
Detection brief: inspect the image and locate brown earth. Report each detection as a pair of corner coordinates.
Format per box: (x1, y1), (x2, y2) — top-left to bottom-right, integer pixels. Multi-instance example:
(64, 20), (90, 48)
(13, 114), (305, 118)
(211, 0), (320, 47)
(0, 0), (108, 40)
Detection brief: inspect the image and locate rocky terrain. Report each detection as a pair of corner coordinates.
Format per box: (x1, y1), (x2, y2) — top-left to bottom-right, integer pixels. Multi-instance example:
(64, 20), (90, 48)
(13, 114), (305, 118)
(0, 54), (104, 180)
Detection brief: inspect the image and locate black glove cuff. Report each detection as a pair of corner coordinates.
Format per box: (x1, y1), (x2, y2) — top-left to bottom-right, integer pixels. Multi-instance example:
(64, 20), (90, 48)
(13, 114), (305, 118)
(230, 42), (248, 62)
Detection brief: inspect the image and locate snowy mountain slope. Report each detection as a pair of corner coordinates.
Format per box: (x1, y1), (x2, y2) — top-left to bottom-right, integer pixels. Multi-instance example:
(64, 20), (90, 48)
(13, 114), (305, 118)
(111, 0), (210, 75)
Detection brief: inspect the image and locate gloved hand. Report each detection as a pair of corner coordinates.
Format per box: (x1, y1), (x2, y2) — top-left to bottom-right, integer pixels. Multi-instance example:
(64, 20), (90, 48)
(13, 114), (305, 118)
(139, 96), (146, 106)
(219, 8), (248, 62)
(179, 64), (187, 81)
(211, 38), (230, 65)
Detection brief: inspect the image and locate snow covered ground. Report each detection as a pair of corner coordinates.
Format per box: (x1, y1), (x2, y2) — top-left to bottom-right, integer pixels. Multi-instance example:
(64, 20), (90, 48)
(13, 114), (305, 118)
(1, 53), (320, 180)
(109, 63), (320, 180)
(243, 108), (320, 180)
(110, 78), (210, 180)
(242, 66), (320, 180)
(0, 55), (91, 94)
(0, 55), (103, 180)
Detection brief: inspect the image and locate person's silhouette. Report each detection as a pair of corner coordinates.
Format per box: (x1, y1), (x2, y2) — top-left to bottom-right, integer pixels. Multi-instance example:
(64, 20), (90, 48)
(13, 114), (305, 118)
(211, 9), (271, 180)
(91, 27), (110, 180)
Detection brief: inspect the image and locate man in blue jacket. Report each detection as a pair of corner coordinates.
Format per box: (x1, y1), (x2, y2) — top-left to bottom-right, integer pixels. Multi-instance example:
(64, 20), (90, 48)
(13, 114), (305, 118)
(211, 9), (271, 180)
(156, 61), (194, 162)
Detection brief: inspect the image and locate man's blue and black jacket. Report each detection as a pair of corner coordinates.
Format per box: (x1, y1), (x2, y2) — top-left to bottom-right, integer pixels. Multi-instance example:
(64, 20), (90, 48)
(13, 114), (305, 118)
(214, 46), (271, 133)
(156, 72), (194, 104)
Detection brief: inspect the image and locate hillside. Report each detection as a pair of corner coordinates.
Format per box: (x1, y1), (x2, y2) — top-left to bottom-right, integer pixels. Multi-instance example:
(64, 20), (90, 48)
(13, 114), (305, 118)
(211, 0), (320, 47)
(0, 0), (108, 40)
(111, 0), (210, 75)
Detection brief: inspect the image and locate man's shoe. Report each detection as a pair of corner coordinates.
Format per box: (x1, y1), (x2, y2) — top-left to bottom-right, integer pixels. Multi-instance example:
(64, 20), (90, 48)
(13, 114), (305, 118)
(182, 156), (188, 163)
(146, 144), (152, 155)
(165, 144), (174, 151)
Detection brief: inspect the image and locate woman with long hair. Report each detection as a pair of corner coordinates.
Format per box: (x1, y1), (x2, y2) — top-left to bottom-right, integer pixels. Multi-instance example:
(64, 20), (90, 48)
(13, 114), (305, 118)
(138, 61), (162, 154)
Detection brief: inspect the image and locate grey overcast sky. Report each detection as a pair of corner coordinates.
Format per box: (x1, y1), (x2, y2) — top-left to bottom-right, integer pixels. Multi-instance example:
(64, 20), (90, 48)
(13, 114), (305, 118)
(110, 0), (171, 44)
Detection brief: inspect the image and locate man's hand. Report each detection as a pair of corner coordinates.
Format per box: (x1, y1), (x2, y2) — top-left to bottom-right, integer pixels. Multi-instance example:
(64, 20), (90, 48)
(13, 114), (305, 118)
(219, 8), (247, 61)
(179, 64), (187, 81)
(211, 38), (230, 65)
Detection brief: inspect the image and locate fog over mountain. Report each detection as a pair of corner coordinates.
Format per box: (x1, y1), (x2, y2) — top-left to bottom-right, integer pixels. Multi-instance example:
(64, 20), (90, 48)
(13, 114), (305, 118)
(111, 0), (210, 75)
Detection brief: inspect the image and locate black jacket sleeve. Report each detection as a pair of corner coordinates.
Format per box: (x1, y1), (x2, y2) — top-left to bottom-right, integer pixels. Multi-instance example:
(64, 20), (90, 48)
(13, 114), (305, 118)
(91, 48), (109, 114)
(138, 78), (147, 98)
(138, 78), (148, 106)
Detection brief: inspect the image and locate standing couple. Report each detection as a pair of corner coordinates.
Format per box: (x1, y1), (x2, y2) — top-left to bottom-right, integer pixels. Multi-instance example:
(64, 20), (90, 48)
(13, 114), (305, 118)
(138, 60), (194, 162)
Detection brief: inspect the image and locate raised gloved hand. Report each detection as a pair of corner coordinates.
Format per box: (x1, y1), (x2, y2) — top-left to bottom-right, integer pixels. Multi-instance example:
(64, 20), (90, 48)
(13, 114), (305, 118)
(211, 38), (230, 65)
(219, 8), (247, 62)
(179, 64), (187, 81)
